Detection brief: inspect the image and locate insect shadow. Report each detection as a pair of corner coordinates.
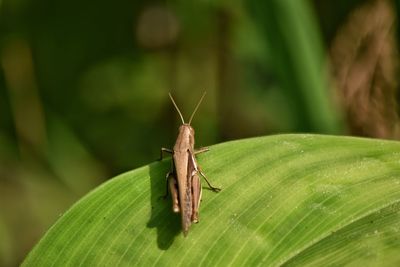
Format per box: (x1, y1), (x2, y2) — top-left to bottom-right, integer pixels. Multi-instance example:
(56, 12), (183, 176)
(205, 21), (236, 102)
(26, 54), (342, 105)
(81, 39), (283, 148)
(147, 159), (181, 250)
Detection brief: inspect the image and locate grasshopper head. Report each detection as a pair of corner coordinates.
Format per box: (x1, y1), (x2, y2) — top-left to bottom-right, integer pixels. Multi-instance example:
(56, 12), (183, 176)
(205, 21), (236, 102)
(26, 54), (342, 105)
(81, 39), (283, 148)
(179, 123), (195, 138)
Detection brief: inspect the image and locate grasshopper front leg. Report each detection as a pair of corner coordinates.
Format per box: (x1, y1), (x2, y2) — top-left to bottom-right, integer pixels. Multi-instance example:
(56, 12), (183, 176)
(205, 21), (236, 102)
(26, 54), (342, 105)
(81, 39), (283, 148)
(194, 147), (209, 155)
(159, 148), (173, 161)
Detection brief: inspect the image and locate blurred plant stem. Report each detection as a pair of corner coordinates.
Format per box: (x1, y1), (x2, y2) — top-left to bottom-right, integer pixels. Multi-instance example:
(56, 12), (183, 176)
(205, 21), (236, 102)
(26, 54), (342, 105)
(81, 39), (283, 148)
(216, 8), (233, 140)
(1, 37), (47, 160)
(1, 36), (106, 266)
(247, 0), (343, 134)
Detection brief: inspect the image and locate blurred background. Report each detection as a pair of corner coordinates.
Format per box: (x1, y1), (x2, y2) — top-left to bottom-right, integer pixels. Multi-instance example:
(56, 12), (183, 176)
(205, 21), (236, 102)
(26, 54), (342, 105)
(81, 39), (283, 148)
(1, 0), (400, 265)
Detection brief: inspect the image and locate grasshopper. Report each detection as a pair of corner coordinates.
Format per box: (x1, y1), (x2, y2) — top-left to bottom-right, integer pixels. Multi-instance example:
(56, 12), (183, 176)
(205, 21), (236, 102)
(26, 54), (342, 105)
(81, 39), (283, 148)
(160, 92), (221, 236)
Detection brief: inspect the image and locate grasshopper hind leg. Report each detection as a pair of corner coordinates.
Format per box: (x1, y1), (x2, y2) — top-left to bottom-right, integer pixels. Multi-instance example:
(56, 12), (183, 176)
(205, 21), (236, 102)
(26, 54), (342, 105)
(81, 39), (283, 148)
(168, 173), (180, 213)
(161, 171), (180, 213)
(191, 173), (202, 223)
(198, 169), (221, 192)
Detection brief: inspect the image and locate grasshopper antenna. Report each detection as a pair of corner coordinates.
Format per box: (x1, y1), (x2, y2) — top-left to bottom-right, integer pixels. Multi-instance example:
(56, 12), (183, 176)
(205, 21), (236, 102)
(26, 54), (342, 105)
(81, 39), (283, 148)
(188, 92), (206, 125)
(169, 93), (185, 124)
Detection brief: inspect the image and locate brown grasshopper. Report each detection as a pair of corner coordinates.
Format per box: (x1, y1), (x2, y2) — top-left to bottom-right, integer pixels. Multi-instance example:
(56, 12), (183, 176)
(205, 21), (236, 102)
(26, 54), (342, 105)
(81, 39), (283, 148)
(160, 92), (221, 236)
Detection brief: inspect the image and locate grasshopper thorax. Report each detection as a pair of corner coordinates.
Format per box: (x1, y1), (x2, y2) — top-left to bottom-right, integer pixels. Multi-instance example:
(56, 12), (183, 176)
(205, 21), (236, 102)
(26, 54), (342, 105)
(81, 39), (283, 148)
(174, 124), (195, 151)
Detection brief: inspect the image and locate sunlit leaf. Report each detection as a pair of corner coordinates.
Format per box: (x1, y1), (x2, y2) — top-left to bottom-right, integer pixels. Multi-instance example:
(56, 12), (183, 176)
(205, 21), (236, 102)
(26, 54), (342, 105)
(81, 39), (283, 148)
(23, 135), (400, 266)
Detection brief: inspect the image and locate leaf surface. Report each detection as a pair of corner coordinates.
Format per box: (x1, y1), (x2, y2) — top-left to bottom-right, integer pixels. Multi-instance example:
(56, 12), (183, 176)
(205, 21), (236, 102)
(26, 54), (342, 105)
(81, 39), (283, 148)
(23, 134), (400, 266)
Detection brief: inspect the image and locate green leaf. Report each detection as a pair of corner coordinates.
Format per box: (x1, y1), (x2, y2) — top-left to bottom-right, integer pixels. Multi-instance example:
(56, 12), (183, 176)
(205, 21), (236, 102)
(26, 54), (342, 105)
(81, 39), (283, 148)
(23, 134), (400, 266)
